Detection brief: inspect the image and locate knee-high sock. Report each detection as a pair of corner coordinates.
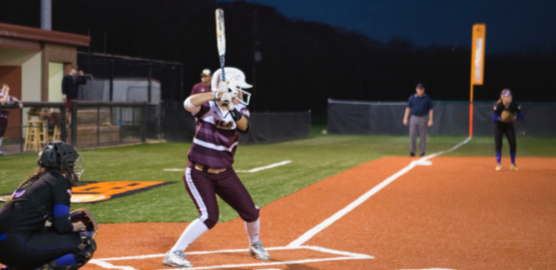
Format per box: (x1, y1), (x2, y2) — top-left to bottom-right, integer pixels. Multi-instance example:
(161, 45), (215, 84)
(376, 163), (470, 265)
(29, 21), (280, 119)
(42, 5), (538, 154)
(54, 254), (77, 266)
(496, 152), (502, 164)
(0, 137), (3, 147)
(171, 219), (209, 252)
(510, 152), (516, 164)
(245, 218), (261, 244)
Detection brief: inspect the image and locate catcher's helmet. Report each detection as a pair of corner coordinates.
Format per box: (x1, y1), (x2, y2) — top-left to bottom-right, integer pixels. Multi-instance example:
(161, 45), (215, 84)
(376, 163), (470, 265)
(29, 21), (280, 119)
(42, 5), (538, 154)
(211, 67), (252, 105)
(39, 141), (84, 185)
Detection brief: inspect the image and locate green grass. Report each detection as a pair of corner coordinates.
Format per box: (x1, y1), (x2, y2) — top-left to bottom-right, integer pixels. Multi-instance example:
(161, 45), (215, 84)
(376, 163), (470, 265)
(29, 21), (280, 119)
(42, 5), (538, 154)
(1, 133), (555, 224)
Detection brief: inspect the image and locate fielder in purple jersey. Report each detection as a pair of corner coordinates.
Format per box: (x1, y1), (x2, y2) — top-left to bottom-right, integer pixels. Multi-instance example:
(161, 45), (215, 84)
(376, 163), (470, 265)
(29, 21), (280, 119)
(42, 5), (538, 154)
(164, 68), (267, 268)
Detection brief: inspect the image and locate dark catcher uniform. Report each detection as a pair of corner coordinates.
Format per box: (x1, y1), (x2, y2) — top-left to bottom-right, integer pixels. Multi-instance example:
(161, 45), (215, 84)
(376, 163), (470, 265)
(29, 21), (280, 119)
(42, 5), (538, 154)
(0, 172), (86, 270)
(492, 102), (523, 164)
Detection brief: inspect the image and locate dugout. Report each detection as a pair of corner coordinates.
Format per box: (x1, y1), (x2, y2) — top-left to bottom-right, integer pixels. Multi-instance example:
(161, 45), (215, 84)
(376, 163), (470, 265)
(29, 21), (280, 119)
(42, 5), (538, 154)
(0, 22), (89, 141)
(327, 99), (556, 137)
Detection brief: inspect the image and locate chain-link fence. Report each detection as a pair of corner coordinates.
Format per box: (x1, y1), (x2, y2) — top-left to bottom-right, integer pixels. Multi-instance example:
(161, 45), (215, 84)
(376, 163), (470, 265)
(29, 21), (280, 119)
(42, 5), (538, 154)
(77, 52), (184, 103)
(327, 99), (556, 137)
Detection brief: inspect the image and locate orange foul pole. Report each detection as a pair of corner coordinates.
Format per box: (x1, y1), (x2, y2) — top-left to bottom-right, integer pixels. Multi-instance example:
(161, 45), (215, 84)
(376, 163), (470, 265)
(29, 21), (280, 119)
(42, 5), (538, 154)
(470, 24), (486, 137)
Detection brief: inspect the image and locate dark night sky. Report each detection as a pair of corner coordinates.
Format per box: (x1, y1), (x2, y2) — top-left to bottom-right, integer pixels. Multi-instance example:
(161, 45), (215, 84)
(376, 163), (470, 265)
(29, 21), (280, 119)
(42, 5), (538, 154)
(219, 0), (556, 54)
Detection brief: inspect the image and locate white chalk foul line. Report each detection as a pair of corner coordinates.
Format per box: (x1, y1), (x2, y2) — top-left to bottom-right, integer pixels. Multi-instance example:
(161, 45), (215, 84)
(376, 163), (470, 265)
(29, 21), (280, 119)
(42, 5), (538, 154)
(235, 160), (292, 173)
(287, 137), (471, 248)
(90, 245), (372, 270)
(163, 160), (292, 173)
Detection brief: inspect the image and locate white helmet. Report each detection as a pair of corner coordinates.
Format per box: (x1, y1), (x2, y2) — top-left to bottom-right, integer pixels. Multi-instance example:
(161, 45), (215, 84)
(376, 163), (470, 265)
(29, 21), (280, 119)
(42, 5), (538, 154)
(211, 67), (252, 105)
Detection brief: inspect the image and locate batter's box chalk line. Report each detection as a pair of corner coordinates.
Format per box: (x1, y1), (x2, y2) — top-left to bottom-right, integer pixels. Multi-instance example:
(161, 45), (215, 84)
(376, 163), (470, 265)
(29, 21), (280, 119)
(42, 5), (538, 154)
(88, 245), (373, 270)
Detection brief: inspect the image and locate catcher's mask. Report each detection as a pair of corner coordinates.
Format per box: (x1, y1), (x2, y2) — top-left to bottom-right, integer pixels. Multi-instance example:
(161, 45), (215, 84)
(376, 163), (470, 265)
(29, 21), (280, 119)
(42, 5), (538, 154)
(39, 141), (84, 185)
(212, 67), (252, 105)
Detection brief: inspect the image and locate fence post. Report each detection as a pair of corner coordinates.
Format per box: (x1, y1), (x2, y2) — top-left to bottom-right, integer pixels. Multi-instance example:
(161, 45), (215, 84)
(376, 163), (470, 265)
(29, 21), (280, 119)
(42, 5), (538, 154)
(141, 103), (147, 143)
(20, 105), (23, 153)
(60, 104), (67, 142)
(147, 61), (152, 104)
(109, 57), (114, 102)
(71, 101), (78, 147)
(97, 104), (100, 147)
(179, 65), (184, 102)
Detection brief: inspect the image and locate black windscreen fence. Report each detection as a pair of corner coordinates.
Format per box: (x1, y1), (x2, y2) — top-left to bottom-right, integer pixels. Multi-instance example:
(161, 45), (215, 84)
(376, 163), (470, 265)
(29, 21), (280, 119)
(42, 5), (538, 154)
(162, 101), (311, 144)
(328, 99), (556, 137)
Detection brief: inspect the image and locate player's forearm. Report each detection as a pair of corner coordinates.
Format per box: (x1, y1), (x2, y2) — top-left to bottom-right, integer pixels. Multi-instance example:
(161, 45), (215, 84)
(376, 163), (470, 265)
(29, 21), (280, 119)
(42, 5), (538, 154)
(429, 110), (433, 119)
(236, 116), (248, 131)
(403, 108), (410, 120)
(184, 93), (216, 112)
(190, 92), (216, 106)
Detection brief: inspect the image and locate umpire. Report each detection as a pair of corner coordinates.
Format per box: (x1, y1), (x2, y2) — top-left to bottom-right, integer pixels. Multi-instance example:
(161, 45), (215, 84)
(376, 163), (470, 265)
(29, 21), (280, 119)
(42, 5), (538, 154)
(403, 83), (433, 157)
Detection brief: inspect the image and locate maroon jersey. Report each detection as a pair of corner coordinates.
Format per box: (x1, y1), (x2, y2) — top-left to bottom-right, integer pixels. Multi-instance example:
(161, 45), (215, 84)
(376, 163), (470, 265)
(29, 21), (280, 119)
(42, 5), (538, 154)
(190, 82), (211, 96)
(188, 101), (250, 169)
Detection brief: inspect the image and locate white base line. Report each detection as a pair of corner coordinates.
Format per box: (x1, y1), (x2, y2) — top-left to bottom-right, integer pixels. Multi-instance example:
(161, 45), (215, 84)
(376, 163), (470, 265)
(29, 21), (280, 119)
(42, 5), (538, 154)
(287, 137), (471, 248)
(235, 160), (292, 173)
(89, 245), (373, 270)
(163, 160), (292, 173)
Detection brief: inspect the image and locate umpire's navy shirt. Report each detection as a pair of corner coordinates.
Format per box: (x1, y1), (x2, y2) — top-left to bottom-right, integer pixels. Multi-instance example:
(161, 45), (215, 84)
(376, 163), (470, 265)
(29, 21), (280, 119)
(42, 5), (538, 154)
(407, 94), (433, 116)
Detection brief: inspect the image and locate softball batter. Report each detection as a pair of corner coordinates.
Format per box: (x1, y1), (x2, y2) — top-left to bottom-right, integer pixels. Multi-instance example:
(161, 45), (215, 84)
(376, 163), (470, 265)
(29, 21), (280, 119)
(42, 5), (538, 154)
(164, 68), (267, 268)
(492, 89), (523, 171)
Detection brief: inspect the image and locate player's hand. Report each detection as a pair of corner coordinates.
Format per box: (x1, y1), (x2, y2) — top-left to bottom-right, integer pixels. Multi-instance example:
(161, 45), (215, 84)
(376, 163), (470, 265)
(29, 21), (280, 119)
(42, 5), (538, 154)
(72, 221), (86, 232)
(403, 118), (408, 126)
(78, 70), (84, 76)
(18, 102), (23, 109)
(428, 120), (433, 127)
(62, 94), (67, 102)
(221, 92), (234, 110)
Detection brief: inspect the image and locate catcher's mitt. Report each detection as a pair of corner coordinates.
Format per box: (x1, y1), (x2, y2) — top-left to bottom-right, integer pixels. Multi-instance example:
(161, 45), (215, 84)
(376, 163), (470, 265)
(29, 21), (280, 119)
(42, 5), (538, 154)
(500, 110), (516, 123)
(70, 208), (98, 238)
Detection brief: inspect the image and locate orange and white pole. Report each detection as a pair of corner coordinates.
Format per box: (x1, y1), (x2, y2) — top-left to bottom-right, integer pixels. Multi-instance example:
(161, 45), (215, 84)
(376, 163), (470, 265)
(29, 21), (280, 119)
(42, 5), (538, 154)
(469, 24), (486, 138)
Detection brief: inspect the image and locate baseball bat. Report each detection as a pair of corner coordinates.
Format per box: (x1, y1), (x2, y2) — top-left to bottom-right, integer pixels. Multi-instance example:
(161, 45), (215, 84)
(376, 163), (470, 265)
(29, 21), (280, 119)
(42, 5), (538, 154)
(215, 8), (228, 106)
(216, 8), (226, 82)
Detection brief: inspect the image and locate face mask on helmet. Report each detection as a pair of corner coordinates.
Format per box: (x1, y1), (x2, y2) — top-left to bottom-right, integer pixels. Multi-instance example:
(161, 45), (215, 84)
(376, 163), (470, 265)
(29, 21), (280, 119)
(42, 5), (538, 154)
(227, 80), (252, 106)
(38, 141), (83, 185)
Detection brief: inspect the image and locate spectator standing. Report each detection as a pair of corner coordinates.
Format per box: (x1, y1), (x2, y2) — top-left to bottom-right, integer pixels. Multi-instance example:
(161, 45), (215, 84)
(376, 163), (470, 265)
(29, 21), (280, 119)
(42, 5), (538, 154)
(0, 84), (23, 156)
(61, 66), (87, 112)
(190, 69), (212, 96)
(403, 83), (434, 157)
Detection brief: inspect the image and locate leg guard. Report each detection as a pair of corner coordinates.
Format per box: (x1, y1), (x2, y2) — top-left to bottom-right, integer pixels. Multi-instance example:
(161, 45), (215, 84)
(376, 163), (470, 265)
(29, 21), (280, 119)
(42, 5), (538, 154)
(38, 236), (97, 270)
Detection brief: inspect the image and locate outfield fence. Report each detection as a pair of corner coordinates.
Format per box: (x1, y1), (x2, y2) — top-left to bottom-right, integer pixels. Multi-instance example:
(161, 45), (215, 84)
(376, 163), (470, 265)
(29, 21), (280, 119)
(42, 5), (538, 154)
(327, 99), (556, 137)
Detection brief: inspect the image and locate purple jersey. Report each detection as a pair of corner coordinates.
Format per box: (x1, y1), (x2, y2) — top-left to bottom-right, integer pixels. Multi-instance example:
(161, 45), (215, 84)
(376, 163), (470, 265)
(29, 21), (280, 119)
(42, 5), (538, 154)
(188, 101), (250, 169)
(0, 93), (19, 119)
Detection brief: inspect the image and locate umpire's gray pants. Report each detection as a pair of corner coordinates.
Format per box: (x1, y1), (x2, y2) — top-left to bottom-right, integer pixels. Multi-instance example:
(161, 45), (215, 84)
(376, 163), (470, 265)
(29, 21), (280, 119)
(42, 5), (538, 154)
(409, 115), (428, 155)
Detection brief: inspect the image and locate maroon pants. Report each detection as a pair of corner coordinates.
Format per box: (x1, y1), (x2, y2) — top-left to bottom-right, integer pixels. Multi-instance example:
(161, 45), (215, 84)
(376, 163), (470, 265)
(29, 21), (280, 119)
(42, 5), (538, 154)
(0, 117), (7, 138)
(183, 166), (259, 229)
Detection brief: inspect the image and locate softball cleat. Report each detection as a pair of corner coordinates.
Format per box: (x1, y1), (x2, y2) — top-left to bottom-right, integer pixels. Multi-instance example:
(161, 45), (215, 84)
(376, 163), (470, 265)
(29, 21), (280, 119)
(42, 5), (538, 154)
(163, 250), (193, 268)
(249, 240), (270, 261)
(510, 164), (519, 171)
(495, 164), (502, 171)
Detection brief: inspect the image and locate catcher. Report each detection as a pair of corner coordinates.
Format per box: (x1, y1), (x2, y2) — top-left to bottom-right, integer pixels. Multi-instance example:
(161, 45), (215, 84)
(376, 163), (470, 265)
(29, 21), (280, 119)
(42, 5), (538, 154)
(492, 89), (523, 171)
(0, 142), (97, 270)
